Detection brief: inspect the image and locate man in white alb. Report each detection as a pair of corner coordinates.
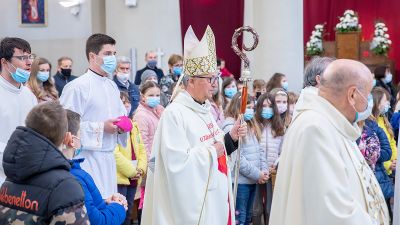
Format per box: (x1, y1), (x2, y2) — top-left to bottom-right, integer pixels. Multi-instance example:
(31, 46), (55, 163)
(0, 37), (37, 183)
(60, 33), (127, 198)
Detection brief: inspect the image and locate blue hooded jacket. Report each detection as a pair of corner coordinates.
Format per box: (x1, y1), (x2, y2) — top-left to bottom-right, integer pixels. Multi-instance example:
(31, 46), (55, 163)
(70, 158), (126, 225)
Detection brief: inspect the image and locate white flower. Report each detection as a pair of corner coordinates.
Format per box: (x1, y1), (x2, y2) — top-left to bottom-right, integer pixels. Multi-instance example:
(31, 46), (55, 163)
(384, 34), (390, 38)
(383, 27), (388, 32)
(358, 24), (362, 29)
(345, 14), (351, 19)
(345, 10), (355, 15)
(343, 24), (347, 29)
(340, 17), (344, 21)
(388, 40), (392, 44)
(306, 42), (311, 47)
(315, 24), (323, 29)
(383, 45), (387, 49)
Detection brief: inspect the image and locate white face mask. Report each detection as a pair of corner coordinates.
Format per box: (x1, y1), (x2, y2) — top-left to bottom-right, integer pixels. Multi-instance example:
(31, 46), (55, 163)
(277, 103), (287, 114)
(117, 72), (130, 83)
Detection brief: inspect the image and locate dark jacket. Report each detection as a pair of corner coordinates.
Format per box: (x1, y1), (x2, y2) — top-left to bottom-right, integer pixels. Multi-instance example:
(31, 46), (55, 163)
(390, 112), (400, 143)
(134, 65), (164, 85)
(365, 119), (394, 199)
(0, 127), (88, 224)
(53, 72), (77, 96)
(113, 76), (140, 117)
(70, 158), (126, 225)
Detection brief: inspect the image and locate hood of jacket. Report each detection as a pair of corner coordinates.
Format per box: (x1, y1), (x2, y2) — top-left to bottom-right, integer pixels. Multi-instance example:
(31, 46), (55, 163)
(3, 126), (71, 182)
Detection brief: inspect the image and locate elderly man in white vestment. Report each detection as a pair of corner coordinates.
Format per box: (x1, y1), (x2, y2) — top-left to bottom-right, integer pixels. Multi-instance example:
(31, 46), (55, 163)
(270, 59), (389, 225)
(60, 34), (127, 198)
(142, 26), (240, 225)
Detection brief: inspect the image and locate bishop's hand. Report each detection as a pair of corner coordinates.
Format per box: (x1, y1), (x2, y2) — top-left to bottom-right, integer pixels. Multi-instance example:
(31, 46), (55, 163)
(229, 115), (247, 141)
(212, 141), (225, 158)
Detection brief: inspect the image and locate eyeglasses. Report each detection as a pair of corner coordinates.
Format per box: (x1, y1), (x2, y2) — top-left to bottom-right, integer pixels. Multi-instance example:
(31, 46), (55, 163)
(12, 54), (36, 61)
(195, 74), (220, 84)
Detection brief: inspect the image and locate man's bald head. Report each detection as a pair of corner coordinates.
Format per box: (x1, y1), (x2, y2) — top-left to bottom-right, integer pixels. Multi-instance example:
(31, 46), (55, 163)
(319, 59), (373, 123)
(320, 59), (372, 94)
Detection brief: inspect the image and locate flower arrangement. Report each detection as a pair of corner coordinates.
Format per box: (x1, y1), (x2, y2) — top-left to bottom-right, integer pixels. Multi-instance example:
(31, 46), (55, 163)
(335, 10), (362, 32)
(306, 24), (324, 56)
(370, 22), (392, 56)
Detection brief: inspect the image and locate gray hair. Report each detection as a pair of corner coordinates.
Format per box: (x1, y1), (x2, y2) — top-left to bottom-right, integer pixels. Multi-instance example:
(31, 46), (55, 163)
(117, 56), (131, 64)
(303, 56), (335, 87)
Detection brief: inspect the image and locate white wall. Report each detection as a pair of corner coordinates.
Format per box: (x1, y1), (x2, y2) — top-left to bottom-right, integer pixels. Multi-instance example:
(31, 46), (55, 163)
(0, 0), (94, 75)
(105, 0), (182, 76)
(244, 0), (304, 92)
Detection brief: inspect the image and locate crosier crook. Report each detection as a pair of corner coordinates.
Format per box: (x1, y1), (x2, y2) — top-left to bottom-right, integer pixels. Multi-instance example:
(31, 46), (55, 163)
(231, 26), (259, 205)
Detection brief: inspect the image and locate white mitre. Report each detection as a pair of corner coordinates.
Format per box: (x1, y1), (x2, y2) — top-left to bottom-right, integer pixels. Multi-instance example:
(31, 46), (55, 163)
(183, 25), (217, 77)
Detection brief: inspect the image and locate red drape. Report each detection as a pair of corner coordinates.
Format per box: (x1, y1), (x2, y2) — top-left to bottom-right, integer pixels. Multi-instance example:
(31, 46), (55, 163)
(304, 0), (400, 78)
(179, 0), (245, 77)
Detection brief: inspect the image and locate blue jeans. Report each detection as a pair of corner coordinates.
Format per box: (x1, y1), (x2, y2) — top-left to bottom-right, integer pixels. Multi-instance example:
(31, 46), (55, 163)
(118, 185), (137, 225)
(235, 184), (256, 225)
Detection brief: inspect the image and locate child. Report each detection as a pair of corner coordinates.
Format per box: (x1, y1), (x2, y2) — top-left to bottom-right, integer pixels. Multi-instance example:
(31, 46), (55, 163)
(222, 77), (238, 110)
(371, 87), (397, 220)
(209, 77), (225, 128)
(252, 79), (267, 100)
(252, 88), (290, 225)
(133, 81), (164, 222)
(287, 91), (299, 117)
(64, 109), (127, 225)
(0, 101), (89, 224)
(222, 92), (268, 225)
(115, 92), (148, 225)
(266, 73), (288, 92)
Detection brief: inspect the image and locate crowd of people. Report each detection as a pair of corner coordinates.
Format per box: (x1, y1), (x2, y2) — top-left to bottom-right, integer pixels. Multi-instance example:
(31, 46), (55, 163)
(0, 25), (398, 225)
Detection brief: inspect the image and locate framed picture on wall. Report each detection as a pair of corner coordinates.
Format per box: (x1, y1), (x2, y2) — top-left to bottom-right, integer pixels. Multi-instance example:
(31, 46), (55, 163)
(19, 0), (48, 27)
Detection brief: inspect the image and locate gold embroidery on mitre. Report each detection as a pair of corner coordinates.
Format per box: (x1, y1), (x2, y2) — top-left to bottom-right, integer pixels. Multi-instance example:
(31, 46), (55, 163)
(183, 26), (217, 77)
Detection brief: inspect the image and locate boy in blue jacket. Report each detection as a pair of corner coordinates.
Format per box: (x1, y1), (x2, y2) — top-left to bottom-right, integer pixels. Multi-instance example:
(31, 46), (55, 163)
(63, 109), (127, 225)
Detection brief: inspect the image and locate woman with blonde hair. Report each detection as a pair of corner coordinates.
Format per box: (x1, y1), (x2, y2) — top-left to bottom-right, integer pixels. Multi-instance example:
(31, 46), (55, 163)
(26, 57), (58, 102)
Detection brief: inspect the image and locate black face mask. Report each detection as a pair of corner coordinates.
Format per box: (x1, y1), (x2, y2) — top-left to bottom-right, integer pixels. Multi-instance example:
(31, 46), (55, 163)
(256, 92), (262, 99)
(61, 68), (72, 77)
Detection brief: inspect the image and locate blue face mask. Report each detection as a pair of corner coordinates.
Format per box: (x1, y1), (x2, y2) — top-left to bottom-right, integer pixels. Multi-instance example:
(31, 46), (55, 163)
(147, 59), (157, 68)
(146, 96), (160, 108)
(37, 71), (49, 82)
(8, 63), (30, 83)
(74, 145), (83, 158)
(244, 108), (254, 121)
(172, 66), (182, 76)
(261, 107), (274, 119)
(384, 73), (393, 84)
(99, 55), (117, 75)
(356, 94), (373, 122)
(372, 79), (377, 87)
(282, 81), (289, 91)
(224, 87), (237, 98)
